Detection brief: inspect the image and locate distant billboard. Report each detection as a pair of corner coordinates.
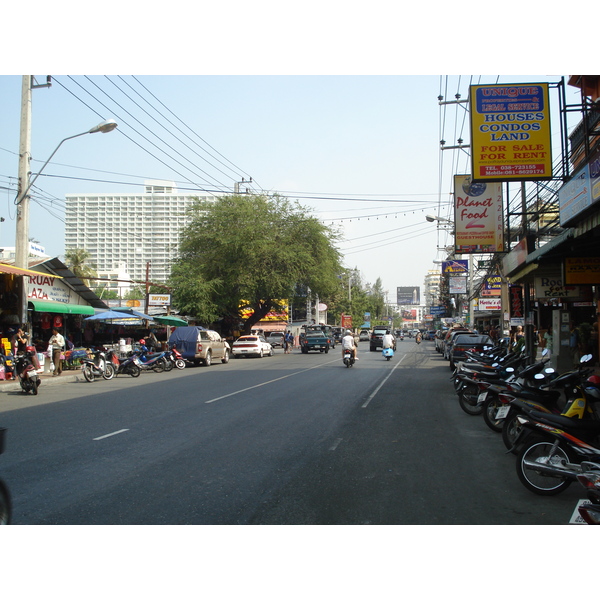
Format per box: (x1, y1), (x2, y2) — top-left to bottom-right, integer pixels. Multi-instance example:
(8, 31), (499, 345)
(469, 82), (552, 182)
(397, 286), (420, 305)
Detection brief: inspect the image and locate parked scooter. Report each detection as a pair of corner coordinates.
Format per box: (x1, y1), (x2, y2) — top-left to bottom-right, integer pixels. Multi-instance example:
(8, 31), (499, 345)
(14, 350), (40, 395)
(106, 349), (142, 377)
(81, 349), (116, 382)
(513, 378), (600, 495)
(0, 427), (11, 524)
(134, 349), (169, 373)
(576, 462), (600, 524)
(165, 347), (186, 370)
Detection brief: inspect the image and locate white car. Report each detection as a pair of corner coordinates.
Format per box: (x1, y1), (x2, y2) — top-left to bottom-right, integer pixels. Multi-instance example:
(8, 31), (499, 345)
(232, 335), (274, 358)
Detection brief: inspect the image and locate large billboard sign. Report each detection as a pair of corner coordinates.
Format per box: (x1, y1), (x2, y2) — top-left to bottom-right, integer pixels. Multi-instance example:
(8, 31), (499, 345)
(469, 83), (552, 182)
(397, 286), (420, 305)
(454, 175), (504, 253)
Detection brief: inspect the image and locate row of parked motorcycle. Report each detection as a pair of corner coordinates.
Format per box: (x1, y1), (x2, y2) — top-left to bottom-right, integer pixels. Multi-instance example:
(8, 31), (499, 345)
(451, 342), (600, 524)
(80, 346), (187, 382)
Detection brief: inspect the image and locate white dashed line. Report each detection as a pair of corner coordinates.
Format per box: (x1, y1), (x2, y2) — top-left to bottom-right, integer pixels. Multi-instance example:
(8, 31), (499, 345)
(93, 429), (130, 441)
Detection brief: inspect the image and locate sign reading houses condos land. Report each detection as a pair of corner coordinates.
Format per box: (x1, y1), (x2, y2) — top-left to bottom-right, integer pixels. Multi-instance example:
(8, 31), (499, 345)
(469, 82), (553, 182)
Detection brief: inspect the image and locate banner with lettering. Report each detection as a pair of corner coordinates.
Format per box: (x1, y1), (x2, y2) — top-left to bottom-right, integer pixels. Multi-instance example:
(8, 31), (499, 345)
(454, 174), (504, 253)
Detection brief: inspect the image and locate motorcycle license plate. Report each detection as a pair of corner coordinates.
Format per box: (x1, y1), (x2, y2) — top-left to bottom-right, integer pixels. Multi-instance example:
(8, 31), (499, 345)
(496, 406), (510, 419)
(477, 391), (488, 404)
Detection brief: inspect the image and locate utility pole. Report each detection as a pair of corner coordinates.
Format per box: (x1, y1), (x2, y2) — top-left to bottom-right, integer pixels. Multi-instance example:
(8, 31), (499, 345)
(15, 75), (51, 325)
(234, 177), (252, 194)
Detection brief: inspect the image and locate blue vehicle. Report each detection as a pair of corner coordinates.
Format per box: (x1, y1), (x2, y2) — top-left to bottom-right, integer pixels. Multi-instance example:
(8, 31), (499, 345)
(382, 347), (394, 361)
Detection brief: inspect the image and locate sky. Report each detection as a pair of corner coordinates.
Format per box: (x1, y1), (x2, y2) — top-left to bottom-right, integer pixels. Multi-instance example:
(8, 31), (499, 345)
(0, 73), (584, 303)
(0, 4), (591, 306)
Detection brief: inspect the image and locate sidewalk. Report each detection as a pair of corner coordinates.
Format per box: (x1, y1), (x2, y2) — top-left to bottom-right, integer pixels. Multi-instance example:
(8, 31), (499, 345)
(0, 368), (83, 393)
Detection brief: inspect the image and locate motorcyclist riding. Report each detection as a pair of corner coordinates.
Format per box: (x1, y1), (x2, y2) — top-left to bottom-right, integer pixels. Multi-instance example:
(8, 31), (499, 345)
(341, 330), (358, 361)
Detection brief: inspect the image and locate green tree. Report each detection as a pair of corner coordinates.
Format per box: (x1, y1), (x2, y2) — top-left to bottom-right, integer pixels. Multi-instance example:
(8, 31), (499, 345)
(64, 248), (97, 288)
(170, 193), (343, 333)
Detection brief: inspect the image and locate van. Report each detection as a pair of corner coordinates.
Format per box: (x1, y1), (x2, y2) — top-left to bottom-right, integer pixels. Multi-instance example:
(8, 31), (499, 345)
(167, 326), (230, 366)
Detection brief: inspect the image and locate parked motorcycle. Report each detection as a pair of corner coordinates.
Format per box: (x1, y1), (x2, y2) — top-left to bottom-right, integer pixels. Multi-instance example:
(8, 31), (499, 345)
(513, 379), (600, 495)
(106, 349), (142, 378)
(168, 346), (186, 370)
(576, 462), (600, 524)
(500, 355), (595, 451)
(14, 350), (40, 395)
(134, 350), (169, 373)
(0, 427), (11, 524)
(81, 349), (116, 382)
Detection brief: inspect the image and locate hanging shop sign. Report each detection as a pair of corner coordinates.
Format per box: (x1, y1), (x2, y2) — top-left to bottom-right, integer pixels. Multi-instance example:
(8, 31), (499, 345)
(28, 273), (72, 303)
(559, 145), (600, 225)
(564, 257), (600, 285)
(534, 275), (584, 299)
(509, 284), (524, 325)
(453, 175), (504, 253)
(478, 297), (502, 311)
(469, 82), (553, 182)
(449, 276), (467, 294)
(441, 259), (469, 274)
(481, 276), (502, 296)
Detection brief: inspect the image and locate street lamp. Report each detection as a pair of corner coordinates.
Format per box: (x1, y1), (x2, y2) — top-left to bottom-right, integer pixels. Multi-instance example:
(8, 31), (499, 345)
(14, 116), (118, 323)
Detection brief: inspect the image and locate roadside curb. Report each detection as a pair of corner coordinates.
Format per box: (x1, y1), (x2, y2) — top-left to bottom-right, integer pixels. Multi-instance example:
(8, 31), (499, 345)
(0, 372), (83, 393)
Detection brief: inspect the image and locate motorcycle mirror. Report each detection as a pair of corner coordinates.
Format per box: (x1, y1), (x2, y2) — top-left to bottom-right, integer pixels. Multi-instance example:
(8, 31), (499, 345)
(541, 348), (549, 357)
(534, 373), (545, 380)
(505, 367), (515, 373)
(544, 367), (555, 374)
(492, 362), (499, 367)
(580, 354), (593, 364)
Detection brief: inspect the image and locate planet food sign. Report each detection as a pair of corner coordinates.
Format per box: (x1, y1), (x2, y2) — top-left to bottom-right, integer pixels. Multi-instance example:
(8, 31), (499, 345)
(453, 175), (504, 254)
(469, 83), (552, 182)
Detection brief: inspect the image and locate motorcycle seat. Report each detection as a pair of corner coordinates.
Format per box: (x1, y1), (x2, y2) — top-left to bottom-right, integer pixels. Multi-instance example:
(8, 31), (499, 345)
(527, 409), (600, 434)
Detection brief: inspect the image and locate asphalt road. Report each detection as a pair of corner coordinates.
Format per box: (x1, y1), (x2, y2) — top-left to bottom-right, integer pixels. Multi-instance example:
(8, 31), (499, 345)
(0, 340), (589, 524)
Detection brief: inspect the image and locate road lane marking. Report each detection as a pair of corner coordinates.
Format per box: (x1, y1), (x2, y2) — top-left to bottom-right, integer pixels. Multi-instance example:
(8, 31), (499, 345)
(361, 354), (406, 408)
(93, 429), (130, 441)
(205, 358), (339, 403)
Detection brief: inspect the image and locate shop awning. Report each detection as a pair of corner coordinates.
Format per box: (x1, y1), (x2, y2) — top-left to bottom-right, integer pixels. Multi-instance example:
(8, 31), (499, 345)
(28, 299), (95, 315)
(0, 263), (63, 278)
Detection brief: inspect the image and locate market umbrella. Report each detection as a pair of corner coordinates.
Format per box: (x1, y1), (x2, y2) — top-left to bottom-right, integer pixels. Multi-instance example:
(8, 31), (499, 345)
(153, 315), (187, 327)
(113, 307), (154, 320)
(85, 309), (138, 322)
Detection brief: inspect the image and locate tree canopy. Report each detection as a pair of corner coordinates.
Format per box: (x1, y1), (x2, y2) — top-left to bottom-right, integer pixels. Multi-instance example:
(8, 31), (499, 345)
(170, 193), (343, 332)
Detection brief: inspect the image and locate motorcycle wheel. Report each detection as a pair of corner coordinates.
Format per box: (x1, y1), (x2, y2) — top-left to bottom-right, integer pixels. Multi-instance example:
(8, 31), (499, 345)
(458, 389), (484, 415)
(502, 412), (522, 453)
(175, 359), (186, 369)
(82, 364), (95, 382)
(128, 364), (141, 377)
(102, 363), (116, 380)
(152, 358), (166, 373)
(32, 379), (38, 396)
(482, 396), (504, 432)
(164, 359), (174, 372)
(0, 479), (11, 525)
(516, 440), (574, 496)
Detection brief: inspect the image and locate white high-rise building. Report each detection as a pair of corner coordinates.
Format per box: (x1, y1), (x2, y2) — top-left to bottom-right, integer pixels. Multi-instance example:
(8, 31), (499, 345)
(65, 180), (217, 285)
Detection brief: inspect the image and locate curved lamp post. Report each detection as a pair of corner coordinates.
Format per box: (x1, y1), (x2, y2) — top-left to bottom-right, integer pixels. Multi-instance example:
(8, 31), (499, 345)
(14, 117), (118, 323)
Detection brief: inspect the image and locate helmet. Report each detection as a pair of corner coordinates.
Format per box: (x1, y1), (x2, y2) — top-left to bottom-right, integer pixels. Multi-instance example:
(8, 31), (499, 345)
(139, 339), (146, 345)
(346, 330), (353, 336)
(587, 375), (600, 387)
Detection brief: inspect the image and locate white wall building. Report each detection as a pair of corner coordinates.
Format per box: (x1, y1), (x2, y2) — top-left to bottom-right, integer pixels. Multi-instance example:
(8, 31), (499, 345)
(65, 181), (218, 285)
